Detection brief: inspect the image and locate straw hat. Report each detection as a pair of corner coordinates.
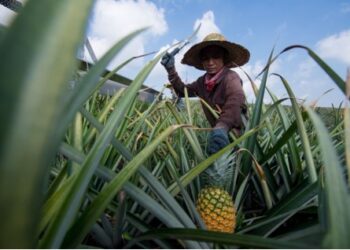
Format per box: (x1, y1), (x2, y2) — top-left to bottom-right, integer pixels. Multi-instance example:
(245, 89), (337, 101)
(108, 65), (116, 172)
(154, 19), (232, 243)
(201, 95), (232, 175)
(181, 33), (250, 70)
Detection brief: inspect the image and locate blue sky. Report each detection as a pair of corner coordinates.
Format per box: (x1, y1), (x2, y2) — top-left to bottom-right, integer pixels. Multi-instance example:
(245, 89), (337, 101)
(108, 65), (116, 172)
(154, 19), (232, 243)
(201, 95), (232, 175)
(84, 0), (350, 107)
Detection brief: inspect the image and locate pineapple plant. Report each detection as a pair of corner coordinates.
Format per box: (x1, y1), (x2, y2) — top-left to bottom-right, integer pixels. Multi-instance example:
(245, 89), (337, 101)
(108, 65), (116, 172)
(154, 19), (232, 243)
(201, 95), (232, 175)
(196, 151), (237, 233)
(1, 0), (350, 246)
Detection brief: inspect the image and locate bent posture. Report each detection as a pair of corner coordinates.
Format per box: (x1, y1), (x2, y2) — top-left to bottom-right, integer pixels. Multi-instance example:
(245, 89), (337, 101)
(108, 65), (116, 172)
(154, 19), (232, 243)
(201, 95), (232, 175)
(161, 33), (250, 155)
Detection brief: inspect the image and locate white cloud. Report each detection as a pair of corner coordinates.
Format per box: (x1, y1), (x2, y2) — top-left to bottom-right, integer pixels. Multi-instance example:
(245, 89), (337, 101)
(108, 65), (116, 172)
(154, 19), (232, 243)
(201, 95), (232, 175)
(316, 29), (350, 64)
(246, 30), (350, 107)
(269, 55), (344, 107)
(0, 4), (16, 26)
(89, 0), (167, 38)
(295, 58), (316, 79)
(194, 11), (221, 42)
(84, 0), (167, 69)
(235, 58), (283, 104)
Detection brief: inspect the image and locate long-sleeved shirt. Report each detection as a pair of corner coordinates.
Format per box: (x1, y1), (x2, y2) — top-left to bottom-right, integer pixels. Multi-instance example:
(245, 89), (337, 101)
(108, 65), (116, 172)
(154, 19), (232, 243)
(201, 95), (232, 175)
(167, 67), (247, 132)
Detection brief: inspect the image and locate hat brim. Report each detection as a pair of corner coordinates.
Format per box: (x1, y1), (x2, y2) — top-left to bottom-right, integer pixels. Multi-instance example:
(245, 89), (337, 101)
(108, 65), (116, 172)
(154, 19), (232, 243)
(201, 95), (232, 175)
(181, 40), (250, 70)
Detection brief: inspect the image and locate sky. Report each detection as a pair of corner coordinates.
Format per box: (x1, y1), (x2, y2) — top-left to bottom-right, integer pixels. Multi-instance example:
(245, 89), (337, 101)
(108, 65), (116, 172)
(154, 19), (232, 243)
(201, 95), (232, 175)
(82, 0), (350, 107)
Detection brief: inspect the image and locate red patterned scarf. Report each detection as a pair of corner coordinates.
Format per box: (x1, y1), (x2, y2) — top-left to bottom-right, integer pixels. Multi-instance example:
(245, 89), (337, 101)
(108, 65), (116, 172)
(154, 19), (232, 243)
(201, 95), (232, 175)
(204, 67), (225, 91)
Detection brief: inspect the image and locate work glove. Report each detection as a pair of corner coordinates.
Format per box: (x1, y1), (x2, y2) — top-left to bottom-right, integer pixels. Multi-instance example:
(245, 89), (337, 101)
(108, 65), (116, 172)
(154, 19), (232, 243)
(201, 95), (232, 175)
(207, 128), (230, 155)
(161, 52), (175, 70)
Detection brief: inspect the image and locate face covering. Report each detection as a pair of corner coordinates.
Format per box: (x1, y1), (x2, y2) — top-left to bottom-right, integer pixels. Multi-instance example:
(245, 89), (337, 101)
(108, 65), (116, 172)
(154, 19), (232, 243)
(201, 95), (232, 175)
(204, 67), (225, 91)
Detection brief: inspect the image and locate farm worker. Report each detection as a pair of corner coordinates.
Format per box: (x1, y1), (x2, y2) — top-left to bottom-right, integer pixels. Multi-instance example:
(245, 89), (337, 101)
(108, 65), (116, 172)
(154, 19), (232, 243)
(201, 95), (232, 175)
(161, 33), (250, 155)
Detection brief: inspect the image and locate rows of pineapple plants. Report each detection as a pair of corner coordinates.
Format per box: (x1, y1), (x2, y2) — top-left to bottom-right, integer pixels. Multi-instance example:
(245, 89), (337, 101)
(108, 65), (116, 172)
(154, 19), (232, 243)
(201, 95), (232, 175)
(1, 1), (349, 248)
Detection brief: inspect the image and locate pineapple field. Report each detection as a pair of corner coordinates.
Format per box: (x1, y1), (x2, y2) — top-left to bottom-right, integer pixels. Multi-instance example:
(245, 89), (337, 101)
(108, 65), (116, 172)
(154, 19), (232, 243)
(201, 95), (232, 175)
(1, 1), (350, 249)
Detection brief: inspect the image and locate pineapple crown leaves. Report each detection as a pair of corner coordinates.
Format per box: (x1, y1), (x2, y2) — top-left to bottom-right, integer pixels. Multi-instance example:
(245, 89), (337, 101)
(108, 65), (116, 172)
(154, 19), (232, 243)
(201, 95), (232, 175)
(202, 151), (236, 190)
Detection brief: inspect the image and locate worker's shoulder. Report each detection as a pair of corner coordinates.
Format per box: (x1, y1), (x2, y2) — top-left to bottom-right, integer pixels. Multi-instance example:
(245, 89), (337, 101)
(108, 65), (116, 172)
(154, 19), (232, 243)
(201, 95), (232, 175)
(224, 69), (241, 82)
(225, 68), (240, 77)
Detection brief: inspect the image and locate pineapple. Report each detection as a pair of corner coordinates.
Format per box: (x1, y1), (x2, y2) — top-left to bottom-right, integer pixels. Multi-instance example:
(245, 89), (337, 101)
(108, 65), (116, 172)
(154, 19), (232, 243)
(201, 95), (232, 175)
(196, 152), (237, 233)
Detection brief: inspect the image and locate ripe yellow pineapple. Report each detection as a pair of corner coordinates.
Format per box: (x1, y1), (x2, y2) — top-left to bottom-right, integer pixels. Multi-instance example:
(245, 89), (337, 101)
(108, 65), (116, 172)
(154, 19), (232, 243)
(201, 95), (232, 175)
(196, 152), (237, 233)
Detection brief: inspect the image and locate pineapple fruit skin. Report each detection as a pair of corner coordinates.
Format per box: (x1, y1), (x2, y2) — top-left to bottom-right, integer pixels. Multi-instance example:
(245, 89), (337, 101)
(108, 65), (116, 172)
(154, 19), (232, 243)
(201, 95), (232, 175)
(196, 186), (236, 233)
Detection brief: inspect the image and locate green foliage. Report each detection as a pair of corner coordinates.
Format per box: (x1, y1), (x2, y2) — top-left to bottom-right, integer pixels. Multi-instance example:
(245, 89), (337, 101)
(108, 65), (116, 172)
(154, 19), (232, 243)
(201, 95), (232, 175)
(0, 1), (349, 248)
(0, 0), (94, 248)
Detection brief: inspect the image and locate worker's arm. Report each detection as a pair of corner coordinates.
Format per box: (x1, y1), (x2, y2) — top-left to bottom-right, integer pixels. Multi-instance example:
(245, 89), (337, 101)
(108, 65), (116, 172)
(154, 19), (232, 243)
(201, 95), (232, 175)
(161, 52), (200, 97)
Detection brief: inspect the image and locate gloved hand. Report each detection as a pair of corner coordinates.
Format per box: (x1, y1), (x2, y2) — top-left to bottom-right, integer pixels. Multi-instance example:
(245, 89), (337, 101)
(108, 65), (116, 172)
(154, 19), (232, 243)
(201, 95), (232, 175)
(161, 52), (175, 70)
(207, 128), (229, 155)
